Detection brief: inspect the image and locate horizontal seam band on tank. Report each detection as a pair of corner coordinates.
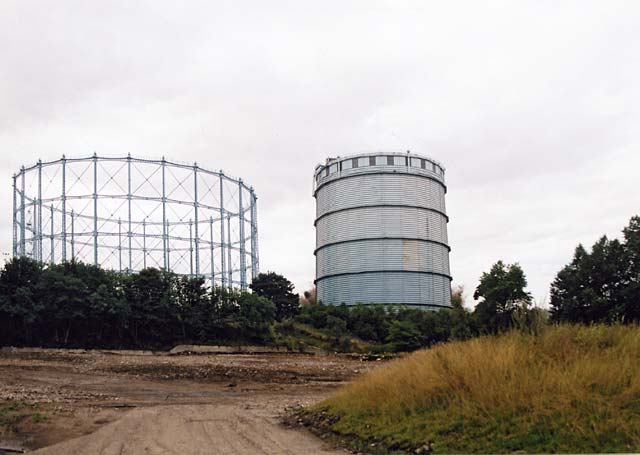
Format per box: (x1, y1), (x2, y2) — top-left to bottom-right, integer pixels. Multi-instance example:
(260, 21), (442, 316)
(313, 170), (447, 195)
(314, 269), (453, 284)
(314, 237), (451, 254)
(314, 204), (449, 225)
(338, 302), (453, 309)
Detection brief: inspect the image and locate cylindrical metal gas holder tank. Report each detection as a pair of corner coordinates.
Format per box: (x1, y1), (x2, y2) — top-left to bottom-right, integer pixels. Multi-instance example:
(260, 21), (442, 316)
(313, 152), (451, 309)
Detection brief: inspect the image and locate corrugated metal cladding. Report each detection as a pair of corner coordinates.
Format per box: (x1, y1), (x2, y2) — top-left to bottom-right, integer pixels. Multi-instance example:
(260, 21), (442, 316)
(319, 273), (451, 309)
(313, 152), (452, 309)
(316, 239), (450, 277)
(316, 174), (446, 217)
(316, 207), (448, 246)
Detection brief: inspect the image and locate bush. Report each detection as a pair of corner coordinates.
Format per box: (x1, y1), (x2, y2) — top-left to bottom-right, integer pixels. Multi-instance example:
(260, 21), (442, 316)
(386, 320), (422, 352)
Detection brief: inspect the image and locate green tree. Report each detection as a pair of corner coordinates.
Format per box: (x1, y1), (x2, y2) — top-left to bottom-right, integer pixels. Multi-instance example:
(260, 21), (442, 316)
(473, 261), (532, 333)
(176, 275), (208, 339)
(88, 280), (129, 344)
(250, 272), (299, 320)
(622, 216), (640, 321)
(549, 239), (626, 323)
(236, 292), (276, 342)
(123, 268), (176, 347)
(209, 286), (242, 339)
(0, 257), (44, 344)
(550, 215), (640, 323)
(37, 266), (89, 345)
(449, 286), (475, 340)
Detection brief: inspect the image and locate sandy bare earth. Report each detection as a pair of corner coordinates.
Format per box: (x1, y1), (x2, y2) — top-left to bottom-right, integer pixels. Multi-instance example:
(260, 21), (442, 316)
(34, 402), (339, 455)
(0, 348), (376, 454)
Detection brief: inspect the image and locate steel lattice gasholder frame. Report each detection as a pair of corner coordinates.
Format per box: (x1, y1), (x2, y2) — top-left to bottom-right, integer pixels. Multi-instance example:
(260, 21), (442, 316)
(12, 154), (259, 289)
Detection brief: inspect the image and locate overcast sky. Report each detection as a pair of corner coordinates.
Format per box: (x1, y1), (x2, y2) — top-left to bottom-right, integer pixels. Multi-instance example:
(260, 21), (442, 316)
(1, 1), (639, 307)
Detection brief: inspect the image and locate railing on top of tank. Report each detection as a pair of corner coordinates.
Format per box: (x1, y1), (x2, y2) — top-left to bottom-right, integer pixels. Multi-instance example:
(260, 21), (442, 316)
(313, 152), (445, 193)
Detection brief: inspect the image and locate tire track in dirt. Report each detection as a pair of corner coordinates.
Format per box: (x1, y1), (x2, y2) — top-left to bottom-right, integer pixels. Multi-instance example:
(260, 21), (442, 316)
(31, 404), (348, 455)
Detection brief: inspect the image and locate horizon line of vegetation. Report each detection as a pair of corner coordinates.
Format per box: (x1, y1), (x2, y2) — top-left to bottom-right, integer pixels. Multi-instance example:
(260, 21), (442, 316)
(0, 215), (637, 351)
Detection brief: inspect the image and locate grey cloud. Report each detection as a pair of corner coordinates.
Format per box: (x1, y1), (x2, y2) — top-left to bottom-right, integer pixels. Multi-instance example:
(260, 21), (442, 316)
(1, 0), (639, 304)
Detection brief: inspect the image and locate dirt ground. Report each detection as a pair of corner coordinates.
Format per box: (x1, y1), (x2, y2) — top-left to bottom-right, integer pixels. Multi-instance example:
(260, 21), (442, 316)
(0, 347), (378, 454)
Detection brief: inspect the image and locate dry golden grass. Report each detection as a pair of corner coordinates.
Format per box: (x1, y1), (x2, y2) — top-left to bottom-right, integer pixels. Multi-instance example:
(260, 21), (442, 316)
(312, 325), (640, 453)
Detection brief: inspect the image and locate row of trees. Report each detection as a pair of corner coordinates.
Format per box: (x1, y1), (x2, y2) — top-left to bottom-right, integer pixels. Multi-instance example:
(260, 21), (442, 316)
(0, 215), (636, 350)
(451, 216), (640, 335)
(0, 258), (285, 348)
(550, 216), (640, 323)
(453, 216), (640, 335)
(0, 254), (535, 351)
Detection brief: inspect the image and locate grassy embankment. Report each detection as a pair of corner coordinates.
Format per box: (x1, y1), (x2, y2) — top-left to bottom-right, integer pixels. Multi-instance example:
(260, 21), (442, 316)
(300, 325), (640, 454)
(273, 321), (378, 353)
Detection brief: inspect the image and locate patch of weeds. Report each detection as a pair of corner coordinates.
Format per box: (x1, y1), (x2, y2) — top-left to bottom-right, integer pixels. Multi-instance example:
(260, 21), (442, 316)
(0, 401), (48, 429)
(31, 412), (48, 424)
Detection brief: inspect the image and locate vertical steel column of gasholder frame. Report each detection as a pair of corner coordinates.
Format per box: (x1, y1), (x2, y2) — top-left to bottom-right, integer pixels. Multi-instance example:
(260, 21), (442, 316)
(61, 155), (67, 262)
(127, 154), (132, 272)
(37, 160), (42, 261)
(50, 204), (54, 263)
(70, 210), (75, 261)
(193, 163), (200, 276)
(219, 173), (226, 289)
(93, 153), (98, 266)
(189, 219), (194, 276)
(118, 218), (122, 272)
(209, 216), (215, 286)
(250, 188), (259, 279)
(12, 174), (17, 257)
(166, 219), (171, 270)
(142, 219), (147, 270)
(20, 167), (26, 256)
(161, 157), (167, 270)
(238, 180), (246, 289)
(226, 214), (232, 288)
(31, 200), (37, 258)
